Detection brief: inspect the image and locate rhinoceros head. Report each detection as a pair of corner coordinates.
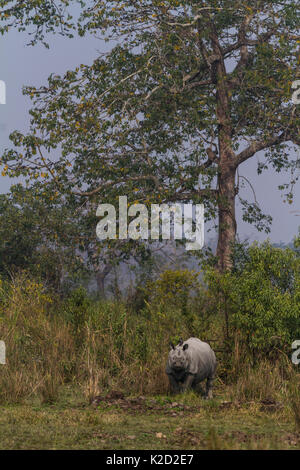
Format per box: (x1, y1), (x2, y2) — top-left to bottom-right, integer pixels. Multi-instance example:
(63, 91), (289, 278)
(169, 342), (189, 371)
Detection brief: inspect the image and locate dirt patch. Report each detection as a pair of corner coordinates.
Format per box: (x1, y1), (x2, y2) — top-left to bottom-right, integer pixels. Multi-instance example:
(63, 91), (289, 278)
(259, 399), (284, 412)
(224, 431), (261, 443)
(172, 426), (206, 447)
(283, 433), (300, 447)
(91, 392), (199, 415)
(90, 393), (285, 417)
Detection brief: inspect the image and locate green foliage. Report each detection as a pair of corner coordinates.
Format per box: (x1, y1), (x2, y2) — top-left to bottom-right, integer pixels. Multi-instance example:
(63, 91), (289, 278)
(2, 0), (299, 243)
(294, 228), (300, 251)
(145, 269), (199, 313)
(0, 248), (299, 405)
(204, 241), (300, 360)
(138, 268), (217, 345)
(0, 185), (87, 291)
(63, 286), (92, 347)
(0, 0), (76, 46)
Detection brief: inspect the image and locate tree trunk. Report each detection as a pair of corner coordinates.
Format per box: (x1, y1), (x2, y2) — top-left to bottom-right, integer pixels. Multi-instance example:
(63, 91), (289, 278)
(95, 264), (112, 296)
(216, 162), (237, 272)
(96, 271), (106, 295)
(212, 42), (237, 272)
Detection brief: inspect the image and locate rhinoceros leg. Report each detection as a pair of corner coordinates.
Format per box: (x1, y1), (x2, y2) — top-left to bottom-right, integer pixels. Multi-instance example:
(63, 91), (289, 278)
(181, 374), (195, 392)
(192, 381), (205, 396)
(167, 374), (181, 394)
(205, 376), (214, 399)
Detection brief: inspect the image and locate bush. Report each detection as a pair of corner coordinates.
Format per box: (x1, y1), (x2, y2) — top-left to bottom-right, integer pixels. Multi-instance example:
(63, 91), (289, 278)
(62, 286), (92, 348)
(145, 269), (199, 310)
(204, 241), (300, 362)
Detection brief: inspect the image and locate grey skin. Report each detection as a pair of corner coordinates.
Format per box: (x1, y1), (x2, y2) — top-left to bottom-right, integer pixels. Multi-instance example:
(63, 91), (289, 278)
(166, 337), (217, 399)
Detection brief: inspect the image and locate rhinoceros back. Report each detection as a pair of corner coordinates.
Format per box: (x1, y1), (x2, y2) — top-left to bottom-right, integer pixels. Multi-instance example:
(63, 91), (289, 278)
(185, 337), (216, 383)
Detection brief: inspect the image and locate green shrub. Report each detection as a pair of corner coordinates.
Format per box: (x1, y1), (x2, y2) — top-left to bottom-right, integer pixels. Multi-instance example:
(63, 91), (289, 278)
(204, 241), (300, 361)
(145, 269), (199, 310)
(63, 286), (92, 348)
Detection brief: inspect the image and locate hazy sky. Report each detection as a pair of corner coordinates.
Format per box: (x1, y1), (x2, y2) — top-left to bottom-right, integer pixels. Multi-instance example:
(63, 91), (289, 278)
(0, 26), (299, 245)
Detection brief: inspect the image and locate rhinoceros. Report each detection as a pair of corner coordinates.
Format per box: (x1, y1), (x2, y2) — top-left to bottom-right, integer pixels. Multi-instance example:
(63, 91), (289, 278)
(166, 337), (217, 398)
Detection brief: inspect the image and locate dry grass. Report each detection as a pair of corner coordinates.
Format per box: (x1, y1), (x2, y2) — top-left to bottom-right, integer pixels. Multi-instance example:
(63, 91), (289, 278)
(0, 275), (76, 403)
(0, 272), (299, 434)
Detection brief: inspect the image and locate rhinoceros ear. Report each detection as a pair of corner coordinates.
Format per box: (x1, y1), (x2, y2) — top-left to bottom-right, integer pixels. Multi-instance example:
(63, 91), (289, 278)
(183, 343), (189, 351)
(170, 342), (175, 350)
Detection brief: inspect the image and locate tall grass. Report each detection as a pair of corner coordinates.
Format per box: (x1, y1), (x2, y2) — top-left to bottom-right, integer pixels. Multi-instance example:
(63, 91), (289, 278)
(0, 274), (192, 401)
(0, 274), (299, 409)
(0, 275), (75, 403)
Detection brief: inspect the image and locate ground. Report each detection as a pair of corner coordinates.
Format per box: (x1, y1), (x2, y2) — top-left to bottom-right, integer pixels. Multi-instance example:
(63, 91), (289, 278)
(0, 386), (299, 450)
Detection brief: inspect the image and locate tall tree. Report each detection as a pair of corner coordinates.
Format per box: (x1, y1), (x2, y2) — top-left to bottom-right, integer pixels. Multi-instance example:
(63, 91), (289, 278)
(0, 184), (87, 290)
(0, 184), (153, 294)
(2, 0), (300, 270)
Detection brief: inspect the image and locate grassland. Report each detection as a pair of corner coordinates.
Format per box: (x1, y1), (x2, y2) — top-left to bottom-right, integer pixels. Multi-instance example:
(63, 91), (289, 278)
(0, 385), (299, 450)
(0, 274), (299, 450)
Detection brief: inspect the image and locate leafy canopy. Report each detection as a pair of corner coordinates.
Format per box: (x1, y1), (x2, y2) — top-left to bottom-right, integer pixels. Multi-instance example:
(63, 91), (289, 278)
(0, 0), (80, 46)
(1, 0), (300, 233)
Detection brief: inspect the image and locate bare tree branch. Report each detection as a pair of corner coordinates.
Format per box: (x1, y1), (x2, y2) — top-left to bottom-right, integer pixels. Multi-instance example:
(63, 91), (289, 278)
(236, 132), (294, 165)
